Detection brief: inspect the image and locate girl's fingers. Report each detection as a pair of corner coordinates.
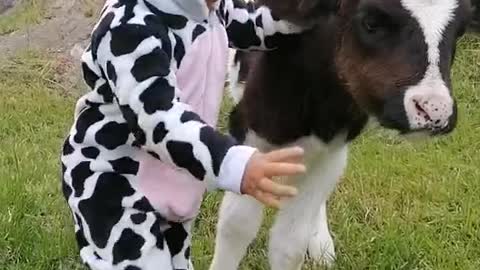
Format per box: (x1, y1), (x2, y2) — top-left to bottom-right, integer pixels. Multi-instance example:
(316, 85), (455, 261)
(283, 154), (304, 163)
(255, 190), (282, 208)
(265, 147), (304, 162)
(264, 162), (306, 177)
(258, 178), (298, 197)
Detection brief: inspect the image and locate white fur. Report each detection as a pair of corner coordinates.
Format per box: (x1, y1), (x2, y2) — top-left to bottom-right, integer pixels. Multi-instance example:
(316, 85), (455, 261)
(210, 193), (264, 270)
(210, 132), (348, 270)
(401, 0), (458, 130)
(227, 53), (245, 104)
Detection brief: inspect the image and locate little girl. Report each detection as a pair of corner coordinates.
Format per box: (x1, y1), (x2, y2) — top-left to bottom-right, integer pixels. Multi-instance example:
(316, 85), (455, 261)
(61, 0), (308, 269)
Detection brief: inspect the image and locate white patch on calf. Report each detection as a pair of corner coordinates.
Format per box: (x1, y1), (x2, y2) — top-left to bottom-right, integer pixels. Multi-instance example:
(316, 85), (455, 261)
(211, 132), (348, 270)
(227, 53), (245, 104)
(400, 0), (458, 129)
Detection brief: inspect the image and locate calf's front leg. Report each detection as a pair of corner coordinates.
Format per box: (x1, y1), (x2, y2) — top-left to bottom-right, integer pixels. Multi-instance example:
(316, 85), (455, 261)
(307, 202), (335, 267)
(269, 145), (347, 270)
(209, 192), (264, 270)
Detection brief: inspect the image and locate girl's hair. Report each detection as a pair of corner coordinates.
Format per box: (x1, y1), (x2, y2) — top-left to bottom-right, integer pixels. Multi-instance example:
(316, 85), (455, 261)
(206, 0), (217, 9)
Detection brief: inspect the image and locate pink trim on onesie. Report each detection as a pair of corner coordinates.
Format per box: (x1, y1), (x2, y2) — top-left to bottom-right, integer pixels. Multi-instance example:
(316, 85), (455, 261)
(137, 21), (229, 222)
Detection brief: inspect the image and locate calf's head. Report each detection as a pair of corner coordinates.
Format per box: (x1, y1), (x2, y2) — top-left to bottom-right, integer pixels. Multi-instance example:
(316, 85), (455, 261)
(335, 0), (470, 135)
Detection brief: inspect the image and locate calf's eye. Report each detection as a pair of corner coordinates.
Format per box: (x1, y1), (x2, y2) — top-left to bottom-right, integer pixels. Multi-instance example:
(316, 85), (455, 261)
(363, 16), (382, 34)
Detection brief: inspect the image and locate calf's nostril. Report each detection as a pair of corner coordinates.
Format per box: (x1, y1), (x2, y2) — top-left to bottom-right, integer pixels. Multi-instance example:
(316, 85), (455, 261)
(414, 100), (431, 121)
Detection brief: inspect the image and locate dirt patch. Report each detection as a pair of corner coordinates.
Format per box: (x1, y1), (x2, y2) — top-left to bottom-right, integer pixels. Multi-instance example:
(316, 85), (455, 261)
(0, 0), (16, 14)
(0, 0), (104, 91)
(0, 0), (102, 57)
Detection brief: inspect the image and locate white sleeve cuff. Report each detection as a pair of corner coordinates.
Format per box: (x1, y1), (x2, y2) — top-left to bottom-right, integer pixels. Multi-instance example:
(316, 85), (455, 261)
(213, 145), (257, 194)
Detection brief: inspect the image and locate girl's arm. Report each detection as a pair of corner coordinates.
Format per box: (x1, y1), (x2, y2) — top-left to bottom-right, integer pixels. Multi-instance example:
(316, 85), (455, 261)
(91, 20), (304, 204)
(92, 22), (254, 194)
(221, 0), (304, 50)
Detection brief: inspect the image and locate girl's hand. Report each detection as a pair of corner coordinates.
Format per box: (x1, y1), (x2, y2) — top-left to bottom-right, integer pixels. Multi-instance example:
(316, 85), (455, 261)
(240, 147), (306, 208)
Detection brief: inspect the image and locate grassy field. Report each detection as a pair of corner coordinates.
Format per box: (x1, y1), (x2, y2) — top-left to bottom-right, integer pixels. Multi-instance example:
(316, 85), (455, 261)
(0, 35), (479, 270)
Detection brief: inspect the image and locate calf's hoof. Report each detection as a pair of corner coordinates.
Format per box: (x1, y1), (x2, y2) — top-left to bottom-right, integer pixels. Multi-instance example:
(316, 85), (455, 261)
(307, 231), (336, 268)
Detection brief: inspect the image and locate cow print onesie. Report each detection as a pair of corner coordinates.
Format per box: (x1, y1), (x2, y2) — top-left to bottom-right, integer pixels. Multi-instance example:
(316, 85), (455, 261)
(61, 0), (303, 269)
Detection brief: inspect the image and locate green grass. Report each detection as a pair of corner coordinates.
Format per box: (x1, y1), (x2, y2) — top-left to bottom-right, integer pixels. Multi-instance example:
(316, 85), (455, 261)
(0, 35), (479, 270)
(0, 0), (47, 35)
(0, 51), (83, 270)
